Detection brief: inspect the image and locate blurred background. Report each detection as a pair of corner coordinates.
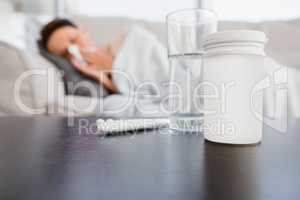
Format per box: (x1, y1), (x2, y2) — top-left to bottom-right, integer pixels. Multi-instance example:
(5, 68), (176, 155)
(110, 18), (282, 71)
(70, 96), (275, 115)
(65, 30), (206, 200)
(8, 0), (300, 20)
(1, 0), (300, 49)
(0, 0), (299, 117)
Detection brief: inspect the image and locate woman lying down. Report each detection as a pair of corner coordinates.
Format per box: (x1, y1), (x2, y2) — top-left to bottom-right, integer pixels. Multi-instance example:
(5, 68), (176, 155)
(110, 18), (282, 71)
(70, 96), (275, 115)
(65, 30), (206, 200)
(39, 18), (170, 97)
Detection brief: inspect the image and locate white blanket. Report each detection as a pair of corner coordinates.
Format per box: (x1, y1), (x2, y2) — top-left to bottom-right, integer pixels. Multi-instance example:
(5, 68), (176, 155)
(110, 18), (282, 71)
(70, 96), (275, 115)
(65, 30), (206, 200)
(104, 27), (171, 117)
(112, 26), (169, 96)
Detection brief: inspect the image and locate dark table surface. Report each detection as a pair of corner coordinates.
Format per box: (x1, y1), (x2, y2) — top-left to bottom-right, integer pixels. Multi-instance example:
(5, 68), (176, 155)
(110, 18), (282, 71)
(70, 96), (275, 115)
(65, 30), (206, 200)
(0, 116), (300, 200)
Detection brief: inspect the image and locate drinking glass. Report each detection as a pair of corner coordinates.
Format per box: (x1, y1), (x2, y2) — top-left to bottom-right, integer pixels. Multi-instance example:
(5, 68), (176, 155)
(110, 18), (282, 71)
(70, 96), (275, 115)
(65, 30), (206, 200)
(166, 9), (217, 132)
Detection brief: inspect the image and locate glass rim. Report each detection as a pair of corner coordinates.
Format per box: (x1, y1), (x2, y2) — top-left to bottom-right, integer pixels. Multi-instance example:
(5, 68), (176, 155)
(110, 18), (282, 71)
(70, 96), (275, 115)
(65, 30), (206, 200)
(166, 8), (217, 24)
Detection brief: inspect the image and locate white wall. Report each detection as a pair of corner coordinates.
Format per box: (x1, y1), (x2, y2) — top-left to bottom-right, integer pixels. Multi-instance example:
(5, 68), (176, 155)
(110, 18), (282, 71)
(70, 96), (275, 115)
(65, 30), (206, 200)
(72, 0), (300, 21)
(213, 0), (300, 21)
(8, 0), (300, 21)
(69, 0), (197, 21)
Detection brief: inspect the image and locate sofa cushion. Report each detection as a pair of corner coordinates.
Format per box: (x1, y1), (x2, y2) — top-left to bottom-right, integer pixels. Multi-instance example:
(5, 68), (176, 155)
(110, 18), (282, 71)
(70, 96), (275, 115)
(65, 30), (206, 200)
(73, 16), (166, 45)
(0, 41), (65, 115)
(0, 42), (35, 115)
(257, 19), (300, 69)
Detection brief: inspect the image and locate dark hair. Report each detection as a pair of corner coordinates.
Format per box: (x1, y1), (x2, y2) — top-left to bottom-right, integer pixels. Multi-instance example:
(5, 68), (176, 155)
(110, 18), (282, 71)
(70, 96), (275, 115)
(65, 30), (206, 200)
(39, 18), (77, 49)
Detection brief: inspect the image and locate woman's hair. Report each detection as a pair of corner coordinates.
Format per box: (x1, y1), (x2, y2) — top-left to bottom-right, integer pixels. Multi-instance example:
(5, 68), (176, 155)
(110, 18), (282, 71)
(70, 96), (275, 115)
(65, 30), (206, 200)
(40, 18), (77, 49)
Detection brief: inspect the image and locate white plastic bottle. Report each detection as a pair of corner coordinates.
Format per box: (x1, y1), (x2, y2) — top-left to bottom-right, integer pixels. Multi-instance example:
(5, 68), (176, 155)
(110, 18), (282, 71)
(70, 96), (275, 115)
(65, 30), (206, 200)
(202, 30), (267, 144)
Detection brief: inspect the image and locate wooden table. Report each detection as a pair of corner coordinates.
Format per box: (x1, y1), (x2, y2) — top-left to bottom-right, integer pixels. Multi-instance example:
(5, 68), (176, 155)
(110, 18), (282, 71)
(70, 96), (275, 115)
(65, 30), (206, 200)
(0, 116), (299, 200)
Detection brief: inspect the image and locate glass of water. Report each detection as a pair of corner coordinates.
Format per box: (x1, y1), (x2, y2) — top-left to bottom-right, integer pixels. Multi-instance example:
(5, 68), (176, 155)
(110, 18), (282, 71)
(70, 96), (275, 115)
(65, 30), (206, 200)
(166, 9), (217, 132)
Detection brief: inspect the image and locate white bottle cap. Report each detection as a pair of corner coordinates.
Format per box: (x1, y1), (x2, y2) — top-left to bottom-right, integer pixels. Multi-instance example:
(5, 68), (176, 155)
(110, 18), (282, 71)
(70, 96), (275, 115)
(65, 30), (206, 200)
(203, 30), (267, 47)
(203, 30), (268, 56)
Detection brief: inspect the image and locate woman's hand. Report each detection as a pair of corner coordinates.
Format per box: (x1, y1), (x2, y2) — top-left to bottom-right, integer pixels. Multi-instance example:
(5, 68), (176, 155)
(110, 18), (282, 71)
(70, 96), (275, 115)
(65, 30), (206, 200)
(80, 47), (113, 71)
(104, 31), (127, 58)
(70, 58), (118, 93)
